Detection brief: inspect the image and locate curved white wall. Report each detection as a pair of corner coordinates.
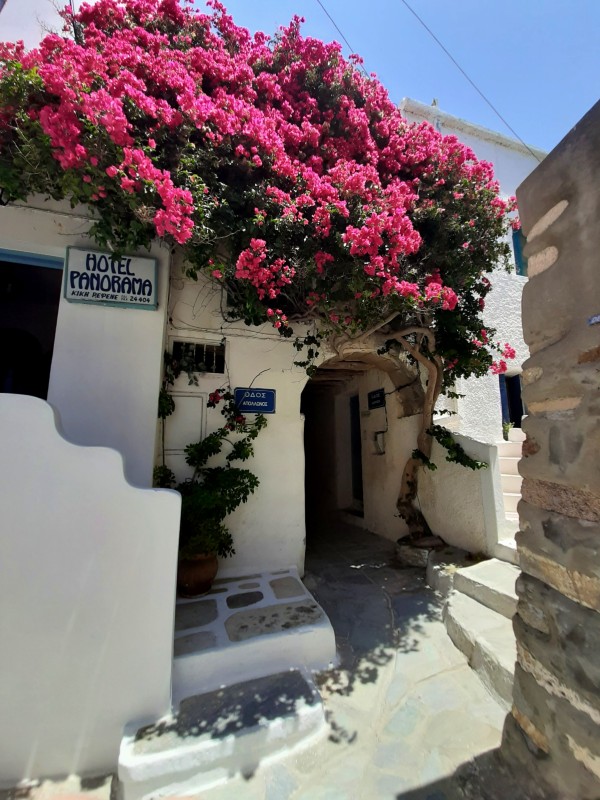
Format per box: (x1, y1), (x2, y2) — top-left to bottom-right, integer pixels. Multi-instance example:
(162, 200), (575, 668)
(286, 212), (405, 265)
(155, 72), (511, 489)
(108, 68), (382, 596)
(0, 395), (180, 784)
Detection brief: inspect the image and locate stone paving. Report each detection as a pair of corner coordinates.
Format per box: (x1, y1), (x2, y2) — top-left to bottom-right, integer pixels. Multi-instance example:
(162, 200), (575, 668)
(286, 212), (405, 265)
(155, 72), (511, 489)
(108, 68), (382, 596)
(193, 520), (535, 800)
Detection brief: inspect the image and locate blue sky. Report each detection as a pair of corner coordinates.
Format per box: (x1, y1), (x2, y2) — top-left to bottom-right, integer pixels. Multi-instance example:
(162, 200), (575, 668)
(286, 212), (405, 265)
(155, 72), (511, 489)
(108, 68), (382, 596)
(202, 0), (600, 153)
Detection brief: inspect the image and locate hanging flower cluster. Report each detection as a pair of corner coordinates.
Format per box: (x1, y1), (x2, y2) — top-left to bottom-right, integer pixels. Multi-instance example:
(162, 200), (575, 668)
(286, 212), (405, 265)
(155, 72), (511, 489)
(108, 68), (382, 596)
(0, 0), (516, 379)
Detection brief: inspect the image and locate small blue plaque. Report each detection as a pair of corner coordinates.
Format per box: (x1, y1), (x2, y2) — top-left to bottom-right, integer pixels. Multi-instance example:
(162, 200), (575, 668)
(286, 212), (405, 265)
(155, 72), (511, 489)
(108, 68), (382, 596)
(234, 388), (276, 414)
(368, 388), (386, 410)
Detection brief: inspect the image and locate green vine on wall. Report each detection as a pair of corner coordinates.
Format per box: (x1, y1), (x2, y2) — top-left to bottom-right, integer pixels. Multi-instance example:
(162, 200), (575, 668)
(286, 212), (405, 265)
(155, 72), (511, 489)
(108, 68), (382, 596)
(154, 356), (267, 559)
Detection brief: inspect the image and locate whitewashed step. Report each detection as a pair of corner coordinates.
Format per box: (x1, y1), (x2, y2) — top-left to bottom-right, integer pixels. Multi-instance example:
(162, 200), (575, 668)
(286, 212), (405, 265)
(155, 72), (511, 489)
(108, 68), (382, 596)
(172, 569), (336, 704)
(496, 440), (522, 459)
(444, 591), (516, 709)
(494, 537), (519, 566)
(499, 455), (521, 476)
(119, 670), (326, 800)
(508, 427), (526, 443)
(453, 559), (519, 619)
(503, 492), (521, 514)
(501, 473), (523, 495)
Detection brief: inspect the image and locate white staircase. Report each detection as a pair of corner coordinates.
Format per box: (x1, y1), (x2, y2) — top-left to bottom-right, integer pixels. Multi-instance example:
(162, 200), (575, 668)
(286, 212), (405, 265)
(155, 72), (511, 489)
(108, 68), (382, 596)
(117, 569), (336, 799)
(432, 431), (524, 712)
(443, 558), (520, 709)
(497, 427), (525, 522)
(493, 427), (524, 565)
(119, 670), (326, 800)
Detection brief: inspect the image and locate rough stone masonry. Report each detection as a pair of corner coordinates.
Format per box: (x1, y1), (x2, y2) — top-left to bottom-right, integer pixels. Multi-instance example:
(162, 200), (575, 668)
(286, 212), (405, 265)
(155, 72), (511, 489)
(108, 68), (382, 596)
(502, 100), (600, 798)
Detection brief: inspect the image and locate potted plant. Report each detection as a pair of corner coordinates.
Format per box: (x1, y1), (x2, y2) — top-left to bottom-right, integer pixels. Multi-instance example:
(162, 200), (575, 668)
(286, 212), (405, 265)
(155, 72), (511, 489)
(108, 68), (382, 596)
(155, 386), (266, 596)
(176, 464), (259, 596)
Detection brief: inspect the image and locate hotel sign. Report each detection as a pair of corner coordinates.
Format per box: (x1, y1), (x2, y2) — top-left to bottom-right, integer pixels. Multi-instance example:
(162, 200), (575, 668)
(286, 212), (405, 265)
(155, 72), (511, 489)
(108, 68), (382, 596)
(64, 247), (158, 309)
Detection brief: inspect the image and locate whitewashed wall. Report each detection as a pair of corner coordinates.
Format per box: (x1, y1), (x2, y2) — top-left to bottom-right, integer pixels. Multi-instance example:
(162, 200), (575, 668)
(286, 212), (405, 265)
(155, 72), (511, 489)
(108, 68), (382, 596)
(0, 200), (170, 487)
(166, 258), (309, 576)
(331, 368), (421, 542)
(401, 98), (541, 444)
(0, 395), (180, 784)
(419, 436), (503, 555)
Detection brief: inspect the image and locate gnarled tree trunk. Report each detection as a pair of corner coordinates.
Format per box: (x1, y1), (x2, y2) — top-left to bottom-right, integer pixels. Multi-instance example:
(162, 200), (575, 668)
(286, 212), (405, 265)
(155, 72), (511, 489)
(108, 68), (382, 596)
(391, 328), (443, 541)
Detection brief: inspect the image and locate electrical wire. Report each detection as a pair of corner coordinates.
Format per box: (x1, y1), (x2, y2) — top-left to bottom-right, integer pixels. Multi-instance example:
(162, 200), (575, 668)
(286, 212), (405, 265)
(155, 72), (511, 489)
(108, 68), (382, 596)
(398, 0), (542, 162)
(315, 0), (541, 162)
(315, 0), (370, 77)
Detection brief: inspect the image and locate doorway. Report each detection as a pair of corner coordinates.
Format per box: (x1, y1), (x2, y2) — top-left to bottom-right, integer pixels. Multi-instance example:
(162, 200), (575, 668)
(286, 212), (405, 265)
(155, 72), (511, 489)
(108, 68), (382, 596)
(0, 255), (63, 399)
(349, 393), (364, 513)
(499, 373), (524, 428)
(301, 367), (364, 544)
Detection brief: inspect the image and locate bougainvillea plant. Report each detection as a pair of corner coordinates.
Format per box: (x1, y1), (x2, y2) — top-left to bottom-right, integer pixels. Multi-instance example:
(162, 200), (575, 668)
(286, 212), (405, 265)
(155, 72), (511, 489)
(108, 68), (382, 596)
(0, 0), (518, 538)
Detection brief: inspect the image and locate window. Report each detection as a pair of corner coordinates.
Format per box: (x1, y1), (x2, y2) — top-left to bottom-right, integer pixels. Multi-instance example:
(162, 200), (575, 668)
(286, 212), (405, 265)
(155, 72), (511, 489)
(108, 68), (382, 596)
(512, 228), (528, 277)
(172, 340), (225, 375)
(1, 253), (63, 399)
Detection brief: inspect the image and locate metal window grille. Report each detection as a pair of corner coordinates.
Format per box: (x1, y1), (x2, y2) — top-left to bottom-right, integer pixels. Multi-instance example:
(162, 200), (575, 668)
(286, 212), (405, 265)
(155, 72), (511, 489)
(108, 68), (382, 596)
(172, 340), (225, 374)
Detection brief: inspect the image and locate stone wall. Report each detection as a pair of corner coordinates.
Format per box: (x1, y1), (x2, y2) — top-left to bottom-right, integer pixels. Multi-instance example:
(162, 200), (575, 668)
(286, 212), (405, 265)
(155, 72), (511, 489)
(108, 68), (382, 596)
(503, 101), (600, 798)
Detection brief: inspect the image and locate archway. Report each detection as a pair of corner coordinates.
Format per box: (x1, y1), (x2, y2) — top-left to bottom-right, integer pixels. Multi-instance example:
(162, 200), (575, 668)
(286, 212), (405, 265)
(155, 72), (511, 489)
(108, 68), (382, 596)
(301, 345), (423, 549)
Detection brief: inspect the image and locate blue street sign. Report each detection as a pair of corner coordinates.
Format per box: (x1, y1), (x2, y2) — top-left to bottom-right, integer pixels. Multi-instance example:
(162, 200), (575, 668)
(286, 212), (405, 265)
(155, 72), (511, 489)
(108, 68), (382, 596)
(234, 388), (276, 414)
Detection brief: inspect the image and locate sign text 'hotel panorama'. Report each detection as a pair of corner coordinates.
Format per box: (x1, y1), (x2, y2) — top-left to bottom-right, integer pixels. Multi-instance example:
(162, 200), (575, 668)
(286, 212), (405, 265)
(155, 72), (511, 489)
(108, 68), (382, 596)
(64, 247), (158, 309)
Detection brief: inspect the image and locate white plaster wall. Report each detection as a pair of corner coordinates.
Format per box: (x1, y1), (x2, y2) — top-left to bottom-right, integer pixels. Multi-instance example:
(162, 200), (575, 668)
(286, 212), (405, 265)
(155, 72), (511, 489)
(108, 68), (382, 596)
(330, 368), (421, 543)
(402, 99), (539, 445)
(455, 269), (529, 443)
(400, 98), (544, 198)
(419, 435), (502, 555)
(359, 369), (421, 542)
(166, 261), (309, 577)
(0, 394), (181, 784)
(321, 365), (502, 553)
(0, 200), (170, 487)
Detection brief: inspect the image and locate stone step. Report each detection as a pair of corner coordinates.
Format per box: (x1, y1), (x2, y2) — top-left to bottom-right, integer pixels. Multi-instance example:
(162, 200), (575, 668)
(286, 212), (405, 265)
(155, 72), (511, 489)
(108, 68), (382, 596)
(498, 455), (521, 476)
(494, 537), (519, 566)
(503, 492), (521, 514)
(453, 558), (519, 619)
(501, 472), (523, 495)
(171, 568), (337, 704)
(444, 591), (516, 709)
(496, 440), (522, 459)
(118, 670), (326, 800)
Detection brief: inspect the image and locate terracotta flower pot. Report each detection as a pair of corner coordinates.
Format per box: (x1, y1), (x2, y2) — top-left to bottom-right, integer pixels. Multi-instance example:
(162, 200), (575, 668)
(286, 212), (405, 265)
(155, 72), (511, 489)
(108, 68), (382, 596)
(177, 553), (219, 597)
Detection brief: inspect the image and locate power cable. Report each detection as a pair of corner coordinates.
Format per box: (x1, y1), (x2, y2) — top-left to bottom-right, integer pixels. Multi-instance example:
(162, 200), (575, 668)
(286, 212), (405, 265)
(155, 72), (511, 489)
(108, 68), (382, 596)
(315, 0), (541, 162)
(398, 0), (542, 162)
(314, 0), (370, 78)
